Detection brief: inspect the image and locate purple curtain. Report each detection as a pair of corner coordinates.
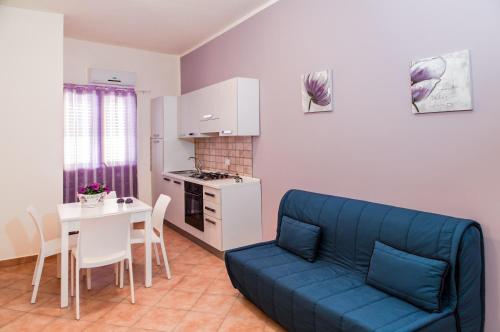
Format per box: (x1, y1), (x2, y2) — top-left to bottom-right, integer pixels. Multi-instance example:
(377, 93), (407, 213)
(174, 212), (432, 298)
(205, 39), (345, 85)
(63, 84), (138, 202)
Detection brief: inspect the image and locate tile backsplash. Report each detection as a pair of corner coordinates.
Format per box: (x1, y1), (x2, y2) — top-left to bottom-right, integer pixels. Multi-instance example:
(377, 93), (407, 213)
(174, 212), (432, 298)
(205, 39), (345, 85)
(195, 136), (253, 176)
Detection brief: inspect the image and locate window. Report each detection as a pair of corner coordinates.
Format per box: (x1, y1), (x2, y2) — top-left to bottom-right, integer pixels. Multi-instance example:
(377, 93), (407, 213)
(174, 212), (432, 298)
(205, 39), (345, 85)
(63, 84), (137, 202)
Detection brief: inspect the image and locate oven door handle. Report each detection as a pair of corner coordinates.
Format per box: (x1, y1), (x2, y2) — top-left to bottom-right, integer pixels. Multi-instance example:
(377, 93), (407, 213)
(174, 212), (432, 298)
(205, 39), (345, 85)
(185, 192), (202, 198)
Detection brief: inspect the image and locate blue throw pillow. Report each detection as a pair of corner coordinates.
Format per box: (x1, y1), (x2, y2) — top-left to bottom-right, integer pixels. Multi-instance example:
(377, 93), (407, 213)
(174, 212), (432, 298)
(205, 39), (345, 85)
(278, 216), (321, 262)
(366, 241), (449, 312)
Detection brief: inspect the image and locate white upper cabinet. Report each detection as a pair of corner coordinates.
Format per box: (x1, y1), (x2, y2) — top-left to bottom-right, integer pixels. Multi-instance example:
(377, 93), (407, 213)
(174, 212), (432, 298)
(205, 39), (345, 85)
(151, 99), (164, 138)
(178, 77), (260, 137)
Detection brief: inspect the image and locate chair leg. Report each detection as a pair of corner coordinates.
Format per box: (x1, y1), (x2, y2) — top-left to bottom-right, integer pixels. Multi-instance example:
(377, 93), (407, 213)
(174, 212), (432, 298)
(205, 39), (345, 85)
(86, 269), (92, 290)
(119, 260), (124, 288)
(128, 258), (135, 304)
(31, 254), (45, 304)
(75, 264), (80, 320)
(159, 240), (172, 279)
(32, 254), (41, 285)
(114, 263), (119, 286)
(153, 243), (161, 266)
(70, 255), (74, 297)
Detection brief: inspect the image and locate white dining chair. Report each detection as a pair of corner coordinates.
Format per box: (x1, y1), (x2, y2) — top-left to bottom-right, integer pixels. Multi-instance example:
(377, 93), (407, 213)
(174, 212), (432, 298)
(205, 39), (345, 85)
(130, 194), (172, 279)
(107, 191), (117, 199)
(27, 206), (78, 304)
(70, 214), (135, 320)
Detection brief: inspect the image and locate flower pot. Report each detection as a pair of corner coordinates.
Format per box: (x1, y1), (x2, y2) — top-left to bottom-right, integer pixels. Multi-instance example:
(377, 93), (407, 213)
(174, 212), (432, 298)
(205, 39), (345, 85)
(78, 192), (106, 207)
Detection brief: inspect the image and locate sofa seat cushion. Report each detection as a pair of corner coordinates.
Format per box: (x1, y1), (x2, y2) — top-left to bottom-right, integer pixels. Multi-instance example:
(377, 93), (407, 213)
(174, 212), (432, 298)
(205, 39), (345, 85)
(226, 242), (454, 332)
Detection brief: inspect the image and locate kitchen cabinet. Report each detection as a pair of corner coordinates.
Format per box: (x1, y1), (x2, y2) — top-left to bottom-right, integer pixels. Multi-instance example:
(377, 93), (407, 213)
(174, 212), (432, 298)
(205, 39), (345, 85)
(178, 77), (260, 138)
(162, 176), (185, 229)
(201, 183), (261, 251)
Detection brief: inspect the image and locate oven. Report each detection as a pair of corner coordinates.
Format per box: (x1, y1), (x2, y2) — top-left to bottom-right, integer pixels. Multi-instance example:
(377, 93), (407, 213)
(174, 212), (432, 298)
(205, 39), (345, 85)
(184, 181), (204, 232)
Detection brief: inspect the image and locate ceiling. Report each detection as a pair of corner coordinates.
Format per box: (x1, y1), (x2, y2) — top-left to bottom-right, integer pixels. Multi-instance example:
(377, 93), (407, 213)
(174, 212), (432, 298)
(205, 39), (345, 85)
(0, 0), (278, 55)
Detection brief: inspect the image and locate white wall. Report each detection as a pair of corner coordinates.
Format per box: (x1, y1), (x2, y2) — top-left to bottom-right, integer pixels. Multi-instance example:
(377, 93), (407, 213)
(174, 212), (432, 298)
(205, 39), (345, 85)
(0, 6), (63, 260)
(64, 38), (180, 205)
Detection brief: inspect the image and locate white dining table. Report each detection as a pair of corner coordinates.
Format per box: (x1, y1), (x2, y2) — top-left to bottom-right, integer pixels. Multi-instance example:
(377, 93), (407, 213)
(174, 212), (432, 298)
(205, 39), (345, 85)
(57, 198), (153, 308)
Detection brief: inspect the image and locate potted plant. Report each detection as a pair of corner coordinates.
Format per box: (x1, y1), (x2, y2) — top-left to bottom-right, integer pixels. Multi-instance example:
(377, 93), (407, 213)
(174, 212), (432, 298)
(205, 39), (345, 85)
(78, 182), (110, 207)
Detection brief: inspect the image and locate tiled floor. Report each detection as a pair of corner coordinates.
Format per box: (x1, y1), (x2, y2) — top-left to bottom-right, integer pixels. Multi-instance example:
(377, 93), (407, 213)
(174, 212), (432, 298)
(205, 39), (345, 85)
(0, 226), (284, 332)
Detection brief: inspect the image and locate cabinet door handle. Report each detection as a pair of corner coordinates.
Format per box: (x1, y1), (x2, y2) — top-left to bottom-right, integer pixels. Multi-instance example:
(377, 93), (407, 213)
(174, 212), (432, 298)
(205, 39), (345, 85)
(202, 114), (213, 120)
(205, 218), (216, 225)
(220, 129), (232, 135)
(173, 180), (182, 185)
(163, 178), (171, 182)
(188, 133), (195, 136)
(204, 192), (215, 197)
(205, 206), (216, 213)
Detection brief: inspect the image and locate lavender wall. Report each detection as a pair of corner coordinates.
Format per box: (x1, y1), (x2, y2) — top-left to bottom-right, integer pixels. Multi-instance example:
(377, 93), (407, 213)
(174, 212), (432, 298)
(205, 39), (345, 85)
(181, 1), (500, 329)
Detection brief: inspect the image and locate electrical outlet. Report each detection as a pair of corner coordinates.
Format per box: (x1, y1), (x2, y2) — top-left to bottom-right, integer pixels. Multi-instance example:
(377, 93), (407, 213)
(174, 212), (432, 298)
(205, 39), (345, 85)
(224, 158), (230, 166)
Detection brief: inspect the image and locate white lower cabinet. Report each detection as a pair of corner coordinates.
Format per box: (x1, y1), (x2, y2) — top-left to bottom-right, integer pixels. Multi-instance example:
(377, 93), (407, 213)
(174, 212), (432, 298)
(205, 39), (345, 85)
(203, 216), (222, 250)
(202, 183), (262, 251)
(162, 176), (184, 229)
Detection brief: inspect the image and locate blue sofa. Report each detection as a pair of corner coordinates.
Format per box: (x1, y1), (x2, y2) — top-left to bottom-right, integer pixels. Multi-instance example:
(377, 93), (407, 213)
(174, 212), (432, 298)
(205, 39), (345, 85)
(225, 190), (484, 332)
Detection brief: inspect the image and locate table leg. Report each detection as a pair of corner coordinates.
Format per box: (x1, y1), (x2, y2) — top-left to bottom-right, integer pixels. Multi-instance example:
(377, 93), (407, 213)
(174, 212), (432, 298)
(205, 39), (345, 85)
(144, 213), (152, 287)
(60, 223), (69, 307)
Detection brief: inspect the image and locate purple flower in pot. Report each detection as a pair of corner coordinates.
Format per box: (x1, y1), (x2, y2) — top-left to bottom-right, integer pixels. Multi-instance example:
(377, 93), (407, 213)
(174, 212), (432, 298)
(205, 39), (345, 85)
(410, 57), (446, 112)
(303, 72), (332, 111)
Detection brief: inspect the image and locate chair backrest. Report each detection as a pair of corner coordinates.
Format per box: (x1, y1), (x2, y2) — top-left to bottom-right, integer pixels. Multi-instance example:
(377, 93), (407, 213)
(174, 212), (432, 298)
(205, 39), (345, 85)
(77, 214), (130, 267)
(27, 206), (45, 244)
(152, 194), (171, 233)
(107, 191), (117, 199)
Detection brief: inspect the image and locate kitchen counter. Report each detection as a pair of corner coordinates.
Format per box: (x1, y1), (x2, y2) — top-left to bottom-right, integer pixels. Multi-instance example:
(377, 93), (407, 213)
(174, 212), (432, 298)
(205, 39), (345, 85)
(162, 171), (261, 189)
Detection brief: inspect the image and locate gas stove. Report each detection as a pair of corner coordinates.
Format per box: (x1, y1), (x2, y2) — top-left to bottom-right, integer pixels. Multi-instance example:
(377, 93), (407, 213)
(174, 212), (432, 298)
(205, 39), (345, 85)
(189, 171), (234, 181)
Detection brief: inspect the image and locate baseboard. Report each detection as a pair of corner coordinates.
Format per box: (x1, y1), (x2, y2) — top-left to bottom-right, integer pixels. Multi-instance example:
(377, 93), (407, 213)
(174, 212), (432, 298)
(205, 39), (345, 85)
(164, 221), (224, 260)
(0, 254), (37, 268)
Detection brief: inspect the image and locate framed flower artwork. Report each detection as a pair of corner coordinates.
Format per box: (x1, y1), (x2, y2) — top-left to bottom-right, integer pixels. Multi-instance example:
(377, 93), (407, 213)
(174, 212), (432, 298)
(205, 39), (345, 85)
(410, 50), (472, 114)
(301, 70), (333, 113)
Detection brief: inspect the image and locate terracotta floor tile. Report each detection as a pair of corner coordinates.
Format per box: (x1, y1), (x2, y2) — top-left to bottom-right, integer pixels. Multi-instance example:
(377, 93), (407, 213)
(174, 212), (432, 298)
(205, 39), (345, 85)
(133, 307), (187, 331)
(83, 322), (129, 331)
(0, 308), (24, 328)
(151, 275), (184, 291)
(4, 274), (34, 292)
(38, 277), (61, 294)
(100, 302), (150, 327)
(31, 296), (72, 317)
(0, 273), (27, 288)
(173, 276), (214, 293)
(2, 263), (36, 275)
(41, 317), (91, 331)
(62, 298), (117, 322)
(189, 264), (223, 278)
(1, 227), (274, 331)
(174, 311), (224, 332)
(0, 312), (55, 332)
(3, 291), (56, 312)
(228, 297), (268, 321)
(191, 294), (236, 316)
(126, 286), (168, 306)
(95, 284), (131, 302)
(157, 290), (201, 310)
(204, 279), (238, 296)
(0, 288), (26, 306)
(218, 315), (266, 332)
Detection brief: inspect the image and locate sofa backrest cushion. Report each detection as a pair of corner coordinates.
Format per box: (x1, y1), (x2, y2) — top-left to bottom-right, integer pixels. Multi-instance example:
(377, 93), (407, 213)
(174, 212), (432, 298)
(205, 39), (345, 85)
(278, 216), (321, 262)
(366, 241), (449, 312)
(276, 189), (484, 330)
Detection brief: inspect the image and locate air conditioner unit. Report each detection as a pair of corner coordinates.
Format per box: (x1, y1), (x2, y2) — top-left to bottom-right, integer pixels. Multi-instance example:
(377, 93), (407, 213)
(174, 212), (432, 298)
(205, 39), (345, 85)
(88, 68), (137, 86)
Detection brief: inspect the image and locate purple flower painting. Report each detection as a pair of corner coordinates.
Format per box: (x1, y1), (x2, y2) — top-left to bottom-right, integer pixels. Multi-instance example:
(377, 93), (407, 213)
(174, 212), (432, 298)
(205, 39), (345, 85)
(410, 50), (472, 114)
(301, 70), (333, 113)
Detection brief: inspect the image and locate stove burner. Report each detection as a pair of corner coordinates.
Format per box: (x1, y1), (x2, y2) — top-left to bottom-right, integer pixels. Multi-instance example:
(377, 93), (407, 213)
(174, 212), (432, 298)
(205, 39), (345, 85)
(189, 172), (232, 181)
